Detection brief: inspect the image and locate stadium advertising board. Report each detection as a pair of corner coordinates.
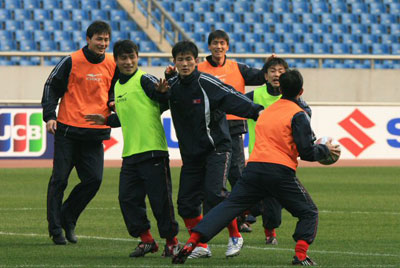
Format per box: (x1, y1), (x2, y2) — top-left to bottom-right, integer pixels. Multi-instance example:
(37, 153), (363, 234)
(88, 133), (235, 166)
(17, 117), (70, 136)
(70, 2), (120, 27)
(0, 106), (399, 160)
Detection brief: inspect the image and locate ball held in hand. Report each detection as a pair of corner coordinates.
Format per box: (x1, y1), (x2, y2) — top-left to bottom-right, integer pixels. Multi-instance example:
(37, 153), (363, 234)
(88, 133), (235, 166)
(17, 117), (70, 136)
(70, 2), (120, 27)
(316, 136), (341, 165)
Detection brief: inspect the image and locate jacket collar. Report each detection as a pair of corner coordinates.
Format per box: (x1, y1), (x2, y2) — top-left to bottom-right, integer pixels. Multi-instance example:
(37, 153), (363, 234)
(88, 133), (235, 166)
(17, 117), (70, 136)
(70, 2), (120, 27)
(82, 45), (105, 64)
(206, 55), (227, 67)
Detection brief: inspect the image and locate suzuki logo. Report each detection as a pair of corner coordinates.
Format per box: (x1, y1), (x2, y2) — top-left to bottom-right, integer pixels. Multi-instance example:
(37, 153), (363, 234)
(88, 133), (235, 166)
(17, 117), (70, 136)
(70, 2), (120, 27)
(338, 109), (375, 157)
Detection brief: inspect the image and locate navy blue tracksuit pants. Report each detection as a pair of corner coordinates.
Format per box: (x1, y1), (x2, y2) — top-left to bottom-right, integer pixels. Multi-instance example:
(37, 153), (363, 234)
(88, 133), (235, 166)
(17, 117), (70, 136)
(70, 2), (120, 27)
(193, 162), (319, 245)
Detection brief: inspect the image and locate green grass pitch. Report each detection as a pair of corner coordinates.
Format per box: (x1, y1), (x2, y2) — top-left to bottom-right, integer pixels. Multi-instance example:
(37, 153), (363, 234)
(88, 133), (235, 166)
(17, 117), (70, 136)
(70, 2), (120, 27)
(0, 166), (399, 267)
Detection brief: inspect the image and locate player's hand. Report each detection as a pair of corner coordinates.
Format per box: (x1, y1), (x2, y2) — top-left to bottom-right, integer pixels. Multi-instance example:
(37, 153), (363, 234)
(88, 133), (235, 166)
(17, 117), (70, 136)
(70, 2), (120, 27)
(325, 141), (341, 157)
(84, 114), (106, 125)
(108, 101), (115, 112)
(165, 65), (176, 75)
(46, 120), (57, 134)
(266, 53), (277, 63)
(156, 78), (169, 93)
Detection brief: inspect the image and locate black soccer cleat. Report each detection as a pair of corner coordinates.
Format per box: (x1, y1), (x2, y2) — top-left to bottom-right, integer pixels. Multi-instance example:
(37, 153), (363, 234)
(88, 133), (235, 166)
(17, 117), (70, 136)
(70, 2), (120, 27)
(51, 233), (67, 245)
(63, 224), (77, 244)
(162, 243), (183, 257)
(129, 241), (159, 258)
(172, 243), (195, 264)
(292, 255), (317, 266)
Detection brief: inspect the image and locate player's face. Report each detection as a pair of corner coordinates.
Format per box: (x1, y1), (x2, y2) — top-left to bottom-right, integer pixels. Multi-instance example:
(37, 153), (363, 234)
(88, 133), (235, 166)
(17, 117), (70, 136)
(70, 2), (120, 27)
(87, 32), (110, 56)
(208, 38), (229, 61)
(115, 52), (138, 76)
(174, 52), (198, 78)
(266, 64), (286, 89)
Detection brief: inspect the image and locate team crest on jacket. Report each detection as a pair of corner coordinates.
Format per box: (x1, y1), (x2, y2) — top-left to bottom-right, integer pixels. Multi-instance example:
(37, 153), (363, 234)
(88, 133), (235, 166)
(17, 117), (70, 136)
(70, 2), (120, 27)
(192, 99), (201, 104)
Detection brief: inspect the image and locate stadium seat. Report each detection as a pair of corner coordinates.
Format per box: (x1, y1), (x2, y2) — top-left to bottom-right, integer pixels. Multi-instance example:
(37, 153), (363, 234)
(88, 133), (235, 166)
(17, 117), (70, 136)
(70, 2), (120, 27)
(62, 21), (80, 31)
(192, 2), (211, 13)
(388, 2), (400, 14)
(361, 34), (378, 45)
(174, 2), (191, 12)
(4, 0), (23, 9)
(229, 33), (243, 42)
(292, 1), (310, 13)
(23, 0), (41, 9)
(0, 9), (12, 20)
(301, 13), (319, 24)
(14, 9), (32, 20)
(370, 24), (388, 35)
(120, 20), (138, 31)
(350, 24), (367, 35)
(243, 33), (261, 43)
(38, 40), (57, 51)
(15, 30), (33, 41)
(311, 24), (328, 34)
(253, 2), (271, 13)
(390, 24), (400, 35)
(53, 30), (71, 42)
(33, 9), (51, 20)
(360, 14), (378, 24)
(262, 13), (280, 24)
(233, 1), (251, 12)
(273, 43), (291, 53)
(70, 10), (90, 21)
(33, 30), (51, 41)
(379, 14), (397, 24)
(321, 14), (339, 24)
(202, 12), (220, 23)
(232, 23), (250, 34)
(243, 12), (262, 24)
(368, 3), (386, 14)
(391, 44), (400, 55)
(58, 40), (77, 52)
(284, 33), (300, 44)
(214, 1), (231, 13)
(100, 0), (118, 10)
(262, 33), (281, 43)
(6, 20), (23, 31)
(129, 31), (147, 44)
(292, 23), (309, 34)
(0, 40), (17, 50)
(321, 33), (339, 44)
(371, 43), (390, 54)
(253, 22), (270, 34)
(331, 23), (350, 34)
(181, 12), (198, 23)
(302, 33), (320, 44)
(23, 20), (40, 31)
(330, 2), (348, 13)
(273, 2), (290, 13)
(341, 33), (360, 44)
(19, 40), (37, 51)
(222, 13), (240, 24)
(351, 43), (369, 54)
(311, 2), (329, 13)
(332, 43), (350, 54)
(253, 42), (271, 53)
(42, 0), (61, 9)
(274, 23), (291, 34)
(351, 3), (368, 13)
(213, 22), (232, 33)
(139, 41), (158, 52)
(233, 42), (251, 53)
(191, 32), (205, 42)
(42, 20), (62, 31)
(90, 10), (110, 20)
(52, 9), (71, 20)
(282, 13), (300, 24)
(0, 30), (13, 41)
(340, 14), (359, 24)
(193, 22), (211, 33)
(81, 0), (100, 9)
(313, 43), (330, 54)
(112, 31), (129, 40)
(381, 34), (397, 45)
(294, 43), (311, 54)
(61, 0), (81, 9)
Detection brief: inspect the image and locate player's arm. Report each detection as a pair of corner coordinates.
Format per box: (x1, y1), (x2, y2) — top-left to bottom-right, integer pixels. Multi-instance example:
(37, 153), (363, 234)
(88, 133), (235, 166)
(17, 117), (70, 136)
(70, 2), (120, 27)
(237, 62), (266, 86)
(108, 66), (120, 111)
(292, 111), (330, 161)
(245, 91), (255, 102)
(84, 113), (121, 128)
(41, 56), (71, 134)
(297, 97), (312, 118)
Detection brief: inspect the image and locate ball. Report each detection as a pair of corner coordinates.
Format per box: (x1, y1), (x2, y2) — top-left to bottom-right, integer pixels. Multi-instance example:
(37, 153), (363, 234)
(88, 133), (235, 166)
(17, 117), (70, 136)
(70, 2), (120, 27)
(316, 136), (341, 165)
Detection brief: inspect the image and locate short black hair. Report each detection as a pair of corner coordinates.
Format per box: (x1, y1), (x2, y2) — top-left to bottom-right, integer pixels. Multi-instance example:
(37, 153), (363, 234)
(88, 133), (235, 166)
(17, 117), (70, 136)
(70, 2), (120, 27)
(172, 40), (198, 59)
(113, 40), (139, 60)
(207, 30), (229, 45)
(279, 69), (303, 98)
(86, 20), (111, 39)
(262, 57), (289, 73)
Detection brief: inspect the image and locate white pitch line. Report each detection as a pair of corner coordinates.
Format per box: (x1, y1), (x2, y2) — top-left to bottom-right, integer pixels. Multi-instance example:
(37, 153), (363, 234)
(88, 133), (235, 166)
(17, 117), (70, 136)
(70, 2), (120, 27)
(0, 231), (399, 259)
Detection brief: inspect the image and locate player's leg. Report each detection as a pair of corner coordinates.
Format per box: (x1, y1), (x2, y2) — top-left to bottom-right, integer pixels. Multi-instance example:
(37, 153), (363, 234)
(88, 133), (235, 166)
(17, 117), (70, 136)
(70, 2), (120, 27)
(261, 196), (282, 245)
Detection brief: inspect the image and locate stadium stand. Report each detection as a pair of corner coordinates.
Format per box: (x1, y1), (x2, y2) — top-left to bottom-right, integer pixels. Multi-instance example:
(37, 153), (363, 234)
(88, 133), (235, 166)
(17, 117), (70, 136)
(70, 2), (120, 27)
(0, 0), (398, 69)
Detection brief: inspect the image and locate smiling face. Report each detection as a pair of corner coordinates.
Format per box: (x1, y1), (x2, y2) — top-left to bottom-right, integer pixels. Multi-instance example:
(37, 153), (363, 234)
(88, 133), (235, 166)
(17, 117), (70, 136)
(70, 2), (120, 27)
(266, 64), (286, 89)
(208, 37), (229, 64)
(115, 52), (138, 76)
(174, 52), (198, 78)
(86, 32), (110, 56)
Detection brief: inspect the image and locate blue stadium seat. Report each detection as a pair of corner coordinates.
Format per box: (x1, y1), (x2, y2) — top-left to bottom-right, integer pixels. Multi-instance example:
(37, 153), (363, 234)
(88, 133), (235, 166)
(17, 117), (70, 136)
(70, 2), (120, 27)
(53, 9), (70, 20)
(340, 14), (359, 24)
(81, 0), (100, 9)
(53, 30), (71, 42)
(253, 2), (271, 13)
(391, 44), (400, 55)
(174, 2), (191, 12)
(139, 41), (158, 52)
(6, 20), (23, 31)
(321, 33), (339, 44)
(351, 3), (368, 14)
(58, 40), (77, 52)
(263, 33), (281, 43)
(262, 13), (280, 24)
(4, 0), (23, 9)
(0, 10), (12, 20)
(253, 42), (271, 53)
(331, 23), (350, 34)
(193, 22), (211, 33)
(179, 22), (192, 32)
(311, 2), (329, 13)
(330, 2), (348, 13)
(284, 33), (300, 44)
(322, 59), (336, 68)
(111, 31), (129, 40)
(361, 34), (378, 45)
(232, 23), (250, 34)
(90, 10), (110, 20)
(351, 43), (369, 54)
(332, 43), (350, 54)
(44, 56), (63, 66)
(371, 44), (390, 54)
(233, 42), (251, 53)
(292, 23), (309, 34)
(311, 24), (328, 34)
(222, 13), (240, 24)
(388, 2), (400, 14)
(42, 0), (61, 9)
(211, 22), (231, 32)
(381, 34), (397, 45)
(33, 9), (51, 20)
(100, 0), (118, 10)
(273, 2), (290, 13)
(15, 30), (33, 41)
(341, 33), (360, 44)
(302, 33), (319, 44)
(72, 30), (85, 42)
(191, 33), (206, 42)
(71, 10), (90, 21)
(42, 20), (62, 31)
(243, 12), (262, 23)
(192, 2), (211, 13)
(61, 0), (80, 9)
(360, 14), (378, 24)
(109, 21), (119, 31)
(243, 33), (261, 43)
(62, 21), (80, 31)
(370, 24), (388, 35)
(369, 3), (386, 14)
(14, 9), (32, 20)
(294, 43), (311, 54)
(350, 24), (367, 34)
(19, 40), (37, 51)
(38, 40), (57, 51)
(23, 0), (41, 8)
(233, 1), (251, 12)
(379, 14), (397, 24)
(253, 23), (269, 33)
(203, 12), (220, 23)
(292, 1), (310, 14)
(0, 30), (13, 41)
(274, 23), (291, 34)
(273, 43), (291, 53)
(129, 31), (147, 44)
(390, 24), (400, 35)
(120, 20), (137, 31)
(282, 13), (300, 24)
(229, 33), (243, 42)
(33, 30), (51, 41)
(313, 43), (330, 54)
(321, 14), (339, 24)
(214, 1), (231, 13)
(182, 12), (199, 23)
(0, 40), (17, 50)
(301, 13), (319, 24)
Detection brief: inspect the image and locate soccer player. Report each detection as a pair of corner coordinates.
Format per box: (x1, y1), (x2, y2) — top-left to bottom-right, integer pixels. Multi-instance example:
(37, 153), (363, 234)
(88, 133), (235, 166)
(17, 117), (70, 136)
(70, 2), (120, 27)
(246, 57), (311, 245)
(197, 30), (266, 232)
(159, 40), (263, 258)
(41, 21), (118, 245)
(172, 69), (340, 266)
(84, 40), (180, 258)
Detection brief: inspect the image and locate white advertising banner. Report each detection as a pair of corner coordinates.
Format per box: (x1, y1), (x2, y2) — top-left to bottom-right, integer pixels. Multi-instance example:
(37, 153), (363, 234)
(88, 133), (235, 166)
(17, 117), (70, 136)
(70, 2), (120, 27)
(104, 106), (400, 160)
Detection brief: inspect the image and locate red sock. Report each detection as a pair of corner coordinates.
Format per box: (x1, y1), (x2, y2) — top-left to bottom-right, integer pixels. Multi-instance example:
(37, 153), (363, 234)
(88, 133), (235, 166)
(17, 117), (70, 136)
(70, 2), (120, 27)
(295, 240), (309, 260)
(264, 228), (276, 238)
(227, 218), (241, 238)
(139, 229), (154, 243)
(166, 237), (178, 246)
(187, 231), (202, 247)
(183, 216), (207, 248)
